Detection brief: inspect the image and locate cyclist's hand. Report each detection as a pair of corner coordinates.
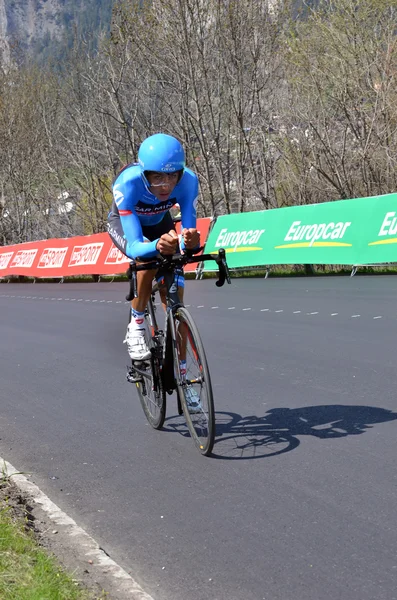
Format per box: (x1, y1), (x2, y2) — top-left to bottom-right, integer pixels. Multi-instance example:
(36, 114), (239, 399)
(156, 230), (179, 255)
(182, 228), (200, 250)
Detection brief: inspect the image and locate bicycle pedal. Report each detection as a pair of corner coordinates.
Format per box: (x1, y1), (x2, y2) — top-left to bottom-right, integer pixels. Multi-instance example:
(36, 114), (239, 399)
(126, 368), (142, 383)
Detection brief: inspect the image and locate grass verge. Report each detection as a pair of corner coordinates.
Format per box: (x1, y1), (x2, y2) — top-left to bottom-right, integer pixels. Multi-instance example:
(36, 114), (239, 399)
(0, 492), (103, 600)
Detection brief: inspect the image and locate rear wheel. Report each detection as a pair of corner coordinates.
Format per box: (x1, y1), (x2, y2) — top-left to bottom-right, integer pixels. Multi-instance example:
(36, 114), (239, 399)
(135, 355), (166, 430)
(173, 307), (215, 456)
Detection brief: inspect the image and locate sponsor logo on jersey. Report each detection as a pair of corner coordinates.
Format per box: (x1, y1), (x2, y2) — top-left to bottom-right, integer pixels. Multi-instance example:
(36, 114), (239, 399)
(107, 226), (126, 250)
(10, 249), (38, 268)
(113, 184), (124, 207)
(0, 251), (14, 270)
(37, 247), (68, 269)
(134, 198), (176, 216)
(68, 243), (104, 267)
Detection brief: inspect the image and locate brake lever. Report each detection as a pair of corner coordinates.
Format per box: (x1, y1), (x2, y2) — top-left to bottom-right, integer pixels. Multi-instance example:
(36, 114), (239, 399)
(215, 248), (231, 287)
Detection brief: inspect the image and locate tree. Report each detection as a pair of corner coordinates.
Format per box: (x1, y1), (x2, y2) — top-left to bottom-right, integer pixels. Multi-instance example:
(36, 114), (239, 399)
(111, 0), (288, 215)
(0, 65), (69, 244)
(280, 0), (397, 204)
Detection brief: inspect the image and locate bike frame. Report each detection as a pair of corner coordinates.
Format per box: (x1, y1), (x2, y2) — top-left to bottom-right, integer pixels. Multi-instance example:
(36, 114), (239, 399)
(127, 247), (230, 396)
(144, 269), (188, 409)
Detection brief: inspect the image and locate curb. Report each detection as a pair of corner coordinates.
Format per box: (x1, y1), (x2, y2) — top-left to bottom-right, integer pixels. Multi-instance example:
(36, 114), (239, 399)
(1, 458), (155, 600)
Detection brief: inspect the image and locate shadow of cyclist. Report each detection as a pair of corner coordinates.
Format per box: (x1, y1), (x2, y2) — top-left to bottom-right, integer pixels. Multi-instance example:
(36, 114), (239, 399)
(211, 405), (397, 460)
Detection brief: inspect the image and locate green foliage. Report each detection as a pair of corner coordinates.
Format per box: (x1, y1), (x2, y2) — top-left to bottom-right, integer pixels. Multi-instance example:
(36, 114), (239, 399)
(0, 509), (95, 599)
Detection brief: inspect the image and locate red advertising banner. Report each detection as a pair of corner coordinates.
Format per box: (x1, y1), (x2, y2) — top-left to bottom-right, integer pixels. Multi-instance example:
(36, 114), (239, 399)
(0, 218), (212, 279)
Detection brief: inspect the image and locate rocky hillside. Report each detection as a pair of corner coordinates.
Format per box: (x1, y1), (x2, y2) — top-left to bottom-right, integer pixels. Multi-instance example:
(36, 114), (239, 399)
(0, 0), (113, 66)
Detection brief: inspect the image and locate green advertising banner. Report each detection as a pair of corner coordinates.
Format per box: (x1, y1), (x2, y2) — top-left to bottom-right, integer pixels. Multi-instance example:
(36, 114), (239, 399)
(203, 193), (397, 269)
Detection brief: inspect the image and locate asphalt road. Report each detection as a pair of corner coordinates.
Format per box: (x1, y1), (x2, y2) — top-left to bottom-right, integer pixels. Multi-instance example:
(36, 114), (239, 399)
(1, 276), (397, 600)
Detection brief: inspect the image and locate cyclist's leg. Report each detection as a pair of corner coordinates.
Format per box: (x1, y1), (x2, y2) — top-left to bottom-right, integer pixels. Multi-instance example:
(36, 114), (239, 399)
(149, 211), (184, 309)
(126, 213), (180, 358)
(108, 210), (181, 313)
(149, 215), (188, 360)
(107, 214), (155, 359)
(107, 213), (156, 310)
(144, 214), (192, 386)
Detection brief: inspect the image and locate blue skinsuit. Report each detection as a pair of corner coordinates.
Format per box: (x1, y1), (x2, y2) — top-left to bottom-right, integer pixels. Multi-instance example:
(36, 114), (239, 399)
(109, 164), (198, 260)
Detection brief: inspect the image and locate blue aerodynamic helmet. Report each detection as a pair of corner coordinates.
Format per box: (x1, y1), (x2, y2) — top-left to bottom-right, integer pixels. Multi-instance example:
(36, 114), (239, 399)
(138, 133), (185, 181)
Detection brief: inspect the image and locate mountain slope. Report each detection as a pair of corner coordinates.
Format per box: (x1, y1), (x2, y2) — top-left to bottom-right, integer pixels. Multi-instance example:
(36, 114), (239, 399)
(0, 0), (113, 65)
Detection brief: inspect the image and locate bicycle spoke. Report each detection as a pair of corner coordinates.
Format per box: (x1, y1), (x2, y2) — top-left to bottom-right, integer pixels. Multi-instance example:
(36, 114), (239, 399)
(132, 303), (166, 430)
(135, 358), (166, 429)
(175, 307), (215, 455)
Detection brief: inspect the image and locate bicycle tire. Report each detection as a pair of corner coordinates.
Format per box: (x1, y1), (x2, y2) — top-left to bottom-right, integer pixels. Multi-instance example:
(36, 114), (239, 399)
(173, 307), (215, 455)
(135, 354), (166, 430)
(133, 304), (166, 430)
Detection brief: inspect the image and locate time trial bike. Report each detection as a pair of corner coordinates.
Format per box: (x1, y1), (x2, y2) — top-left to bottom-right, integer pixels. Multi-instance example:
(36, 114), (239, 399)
(125, 247), (230, 456)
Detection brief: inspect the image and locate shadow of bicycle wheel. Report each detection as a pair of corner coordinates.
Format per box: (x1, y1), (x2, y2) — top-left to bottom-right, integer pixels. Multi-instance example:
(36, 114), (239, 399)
(210, 405), (397, 460)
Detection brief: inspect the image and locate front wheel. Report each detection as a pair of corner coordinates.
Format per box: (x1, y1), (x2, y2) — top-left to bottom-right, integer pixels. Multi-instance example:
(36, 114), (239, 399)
(173, 307), (215, 456)
(135, 353), (166, 430)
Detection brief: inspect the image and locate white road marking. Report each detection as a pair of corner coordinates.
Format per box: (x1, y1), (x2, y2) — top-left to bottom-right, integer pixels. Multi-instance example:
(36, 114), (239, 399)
(0, 294), (390, 325)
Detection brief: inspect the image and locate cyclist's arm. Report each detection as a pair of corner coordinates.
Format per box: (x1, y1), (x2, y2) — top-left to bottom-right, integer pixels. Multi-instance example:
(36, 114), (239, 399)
(177, 176), (199, 251)
(119, 211), (159, 260)
(113, 174), (160, 260)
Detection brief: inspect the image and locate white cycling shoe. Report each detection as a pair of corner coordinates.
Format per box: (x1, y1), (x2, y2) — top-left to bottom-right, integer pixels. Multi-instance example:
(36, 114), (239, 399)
(185, 386), (202, 414)
(124, 321), (151, 361)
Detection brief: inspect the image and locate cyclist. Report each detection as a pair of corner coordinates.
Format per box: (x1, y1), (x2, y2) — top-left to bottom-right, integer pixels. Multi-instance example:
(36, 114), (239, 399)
(107, 133), (201, 409)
